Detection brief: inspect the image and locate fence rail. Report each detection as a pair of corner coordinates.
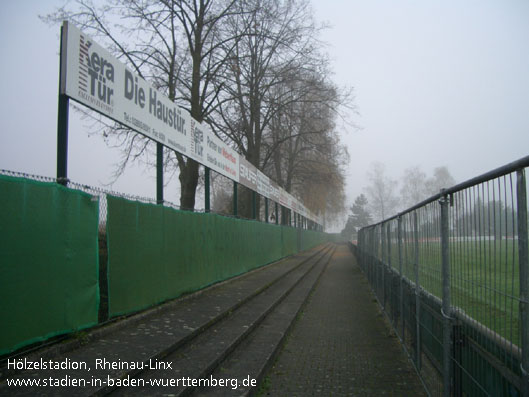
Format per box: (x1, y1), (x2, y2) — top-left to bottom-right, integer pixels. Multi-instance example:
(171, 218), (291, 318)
(355, 155), (529, 396)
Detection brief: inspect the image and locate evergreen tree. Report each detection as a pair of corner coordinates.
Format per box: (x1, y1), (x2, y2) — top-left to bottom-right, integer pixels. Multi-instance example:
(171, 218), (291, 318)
(342, 194), (372, 240)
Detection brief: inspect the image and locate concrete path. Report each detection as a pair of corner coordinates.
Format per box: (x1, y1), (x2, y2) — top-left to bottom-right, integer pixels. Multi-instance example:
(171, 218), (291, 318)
(260, 244), (427, 396)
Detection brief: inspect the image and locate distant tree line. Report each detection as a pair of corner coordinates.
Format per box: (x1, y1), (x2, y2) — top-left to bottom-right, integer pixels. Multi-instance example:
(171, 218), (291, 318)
(342, 163), (521, 241)
(341, 163), (457, 240)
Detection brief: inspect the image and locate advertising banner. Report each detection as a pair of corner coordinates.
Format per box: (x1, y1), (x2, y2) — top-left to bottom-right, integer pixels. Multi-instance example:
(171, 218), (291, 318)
(204, 131), (239, 181)
(60, 21), (319, 224)
(61, 22), (191, 156)
(239, 158), (257, 191)
(256, 170), (270, 199)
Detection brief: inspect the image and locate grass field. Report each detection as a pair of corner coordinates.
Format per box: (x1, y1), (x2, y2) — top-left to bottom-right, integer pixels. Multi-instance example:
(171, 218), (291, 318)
(374, 239), (521, 346)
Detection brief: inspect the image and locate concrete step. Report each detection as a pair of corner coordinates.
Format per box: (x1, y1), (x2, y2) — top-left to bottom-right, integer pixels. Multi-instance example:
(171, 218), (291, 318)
(108, 245), (334, 396)
(0, 245), (330, 396)
(193, 246), (336, 397)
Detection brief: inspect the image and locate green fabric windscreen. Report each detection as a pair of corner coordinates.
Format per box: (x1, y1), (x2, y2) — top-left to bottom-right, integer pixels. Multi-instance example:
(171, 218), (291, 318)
(106, 195), (330, 317)
(0, 175), (99, 355)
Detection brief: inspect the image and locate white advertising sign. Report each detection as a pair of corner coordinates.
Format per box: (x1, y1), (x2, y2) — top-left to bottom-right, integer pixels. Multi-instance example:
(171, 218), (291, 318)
(204, 130), (239, 181)
(61, 22), (191, 156)
(60, 21), (319, 224)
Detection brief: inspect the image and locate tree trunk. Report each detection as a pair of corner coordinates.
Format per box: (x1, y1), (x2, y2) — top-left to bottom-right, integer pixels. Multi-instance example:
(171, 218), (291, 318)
(179, 159), (200, 210)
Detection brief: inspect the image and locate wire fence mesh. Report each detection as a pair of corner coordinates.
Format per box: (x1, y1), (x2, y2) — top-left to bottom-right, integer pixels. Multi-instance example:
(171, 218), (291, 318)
(0, 169), (284, 234)
(355, 156), (529, 397)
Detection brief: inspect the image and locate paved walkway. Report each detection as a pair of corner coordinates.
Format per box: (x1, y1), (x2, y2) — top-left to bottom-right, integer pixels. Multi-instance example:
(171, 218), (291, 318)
(261, 244), (427, 396)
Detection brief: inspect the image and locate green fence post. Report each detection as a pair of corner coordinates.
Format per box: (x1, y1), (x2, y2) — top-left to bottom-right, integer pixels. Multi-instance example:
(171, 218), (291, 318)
(252, 190), (257, 220)
(157, 143), (164, 205)
(375, 226), (380, 297)
(386, 223), (392, 322)
(57, 25), (69, 186)
(233, 181), (238, 217)
(265, 197), (269, 223)
(381, 223), (386, 308)
(204, 166), (210, 212)
(275, 203), (279, 225)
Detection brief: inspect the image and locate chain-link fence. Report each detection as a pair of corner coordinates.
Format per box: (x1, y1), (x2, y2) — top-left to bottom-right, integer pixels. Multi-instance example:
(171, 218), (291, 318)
(355, 156), (529, 397)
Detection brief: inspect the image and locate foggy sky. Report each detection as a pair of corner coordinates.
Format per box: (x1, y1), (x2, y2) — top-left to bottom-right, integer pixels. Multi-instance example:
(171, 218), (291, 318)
(1, 0), (528, 229)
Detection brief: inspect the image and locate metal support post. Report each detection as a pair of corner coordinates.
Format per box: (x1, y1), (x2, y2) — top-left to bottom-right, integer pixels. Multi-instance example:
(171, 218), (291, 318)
(275, 202), (279, 225)
(398, 216), (404, 340)
(371, 227), (376, 286)
(265, 198), (269, 223)
(204, 166), (210, 212)
(56, 94), (69, 186)
(252, 191), (257, 220)
(387, 223), (392, 268)
(156, 143), (164, 205)
(413, 212), (421, 370)
(381, 224), (386, 308)
(375, 226), (380, 297)
(517, 169), (529, 397)
(386, 223), (392, 321)
(440, 194), (453, 397)
(233, 181), (238, 217)
(56, 24), (69, 186)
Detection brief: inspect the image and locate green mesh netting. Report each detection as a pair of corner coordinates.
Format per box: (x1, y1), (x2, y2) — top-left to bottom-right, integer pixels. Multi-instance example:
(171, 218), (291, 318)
(0, 175), (99, 355)
(106, 196), (332, 317)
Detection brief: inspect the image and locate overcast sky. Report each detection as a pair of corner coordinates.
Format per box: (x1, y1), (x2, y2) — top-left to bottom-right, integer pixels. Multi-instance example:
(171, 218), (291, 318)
(1, 0), (528, 227)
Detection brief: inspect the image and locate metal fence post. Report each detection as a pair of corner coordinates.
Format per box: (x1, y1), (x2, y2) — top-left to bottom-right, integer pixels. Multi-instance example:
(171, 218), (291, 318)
(381, 223), (387, 307)
(204, 166), (210, 212)
(374, 226), (378, 288)
(156, 143), (164, 205)
(233, 181), (238, 217)
(369, 227), (373, 285)
(440, 194), (453, 397)
(387, 222), (394, 322)
(375, 226), (380, 297)
(517, 169), (529, 397)
(413, 212), (421, 370)
(398, 216), (404, 341)
(387, 223), (392, 268)
(252, 190), (257, 220)
(57, 24), (69, 186)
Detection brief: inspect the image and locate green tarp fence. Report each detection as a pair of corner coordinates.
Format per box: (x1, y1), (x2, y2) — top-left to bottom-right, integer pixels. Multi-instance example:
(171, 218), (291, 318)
(106, 195), (332, 317)
(0, 175), (99, 355)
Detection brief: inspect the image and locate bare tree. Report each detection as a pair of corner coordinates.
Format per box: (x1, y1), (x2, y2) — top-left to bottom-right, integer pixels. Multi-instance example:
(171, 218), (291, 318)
(258, 67), (351, 221)
(211, 0), (327, 218)
(426, 166), (456, 195)
(400, 166), (428, 208)
(46, 0), (351, 220)
(210, 172), (233, 215)
(44, 0), (238, 210)
(364, 162), (399, 222)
